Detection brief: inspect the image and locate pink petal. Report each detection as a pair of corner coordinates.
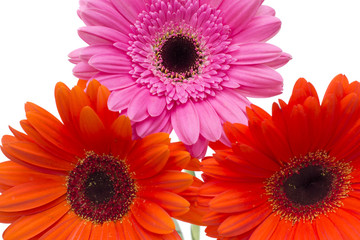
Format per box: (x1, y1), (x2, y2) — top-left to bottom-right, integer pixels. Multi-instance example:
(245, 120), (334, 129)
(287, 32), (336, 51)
(147, 95), (166, 117)
(219, 129), (232, 147)
(108, 85), (141, 112)
(68, 47), (84, 64)
(93, 73), (136, 91)
(89, 54), (131, 74)
(230, 43), (282, 65)
(238, 85), (283, 98)
(208, 90), (249, 124)
(110, 0), (147, 23)
(232, 15), (281, 43)
(265, 52), (292, 69)
(72, 62), (98, 79)
(78, 26), (127, 45)
(256, 5), (276, 16)
(171, 101), (200, 145)
(78, 7), (131, 34)
(219, 0), (262, 36)
(79, 0), (116, 13)
(200, 0), (223, 9)
(228, 65), (283, 88)
(135, 110), (171, 137)
(194, 100), (222, 141)
(79, 45), (123, 62)
(127, 88), (151, 122)
(186, 135), (209, 159)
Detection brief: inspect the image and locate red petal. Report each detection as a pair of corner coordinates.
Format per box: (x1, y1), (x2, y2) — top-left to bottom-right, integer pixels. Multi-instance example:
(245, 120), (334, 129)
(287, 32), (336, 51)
(132, 198), (175, 234)
(218, 204), (271, 237)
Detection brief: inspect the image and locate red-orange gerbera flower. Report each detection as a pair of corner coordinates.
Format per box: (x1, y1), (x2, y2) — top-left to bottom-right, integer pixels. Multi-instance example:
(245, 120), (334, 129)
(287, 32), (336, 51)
(0, 80), (201, 240)
(200, 74), (360, 239)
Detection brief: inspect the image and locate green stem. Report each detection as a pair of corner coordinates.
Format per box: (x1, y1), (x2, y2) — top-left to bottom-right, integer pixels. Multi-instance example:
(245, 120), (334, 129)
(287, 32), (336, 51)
(185, 170), (196, 177)
(174, 219), (184, 239)
(191, 224), (200, 240)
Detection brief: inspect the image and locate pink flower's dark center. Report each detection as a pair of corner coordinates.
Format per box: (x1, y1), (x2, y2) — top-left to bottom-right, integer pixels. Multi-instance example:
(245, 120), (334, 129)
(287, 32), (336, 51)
(67, 152), (137, 223)
(160, 35), (200, 75)
(265, 150), (352, 223)
(283, 165), (333, 205)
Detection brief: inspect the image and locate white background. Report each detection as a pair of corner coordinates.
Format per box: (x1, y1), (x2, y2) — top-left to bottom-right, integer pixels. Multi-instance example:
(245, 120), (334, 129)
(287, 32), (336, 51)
(0, 0), (360, 239)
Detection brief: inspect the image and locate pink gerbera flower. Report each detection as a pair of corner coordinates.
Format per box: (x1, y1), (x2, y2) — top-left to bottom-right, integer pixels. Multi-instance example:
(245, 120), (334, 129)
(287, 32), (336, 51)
(69, 0), (291, 157)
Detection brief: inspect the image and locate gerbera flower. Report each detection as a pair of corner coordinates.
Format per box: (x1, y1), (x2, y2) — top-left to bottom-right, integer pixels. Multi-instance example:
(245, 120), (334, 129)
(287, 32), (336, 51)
(0, 80), (201, 239)
(69, 0), (291, 157)
(200, 74), (360, 239)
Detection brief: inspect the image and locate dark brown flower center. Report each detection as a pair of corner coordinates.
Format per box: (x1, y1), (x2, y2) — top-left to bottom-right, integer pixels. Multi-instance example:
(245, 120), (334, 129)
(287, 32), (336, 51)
(160, 35), (199, 74)
(67, 152), (137, 223)
(84, 171), (115, 204)
(283, 165), (333, 206)
(265, 150), (352, 223)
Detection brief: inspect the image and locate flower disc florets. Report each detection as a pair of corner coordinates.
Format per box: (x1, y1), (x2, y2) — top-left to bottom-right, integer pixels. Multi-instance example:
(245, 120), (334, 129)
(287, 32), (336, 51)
(265, 150), (352, 223)
(128, 1), (232, 107)
(67, 152), (137, 223)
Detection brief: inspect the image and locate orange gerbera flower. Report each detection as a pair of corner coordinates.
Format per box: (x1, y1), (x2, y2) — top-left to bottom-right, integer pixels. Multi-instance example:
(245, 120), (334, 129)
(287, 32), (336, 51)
(0, 80), (201, 239)
(200, 74), (360, 239)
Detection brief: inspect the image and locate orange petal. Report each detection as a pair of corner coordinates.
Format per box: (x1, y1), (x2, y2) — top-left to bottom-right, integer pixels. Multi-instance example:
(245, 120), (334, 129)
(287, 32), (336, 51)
(175, 203), (208, 226)
(293, 221), (317, 240)
(162, 231), (182, 240)
(116, 216), (141, 240)
(67, 219), (92, 239)
(0, 211), (21, 223)
(110, 115), (133, 159)
(137, 170), (193, 193)
(77, 79), (88, 90)
(2, 140), (72, 172)
(9, 126), (32, 142)
(128, 144), (170, 179)
(210, 189), (266, 213)
(249, 213), (280, 240)
(268, 219), (294, 240)
(132, 198), (175, 234)
(69, 85), (91, 123)
(129, 132), (170, 153)
(3, 200), (69, 239)
(26, 106), (83, 157)
(0, 179), (66, 212)
(96, 85), (118, 127)
(315, 216), (343, 240)
(0, 195), (65, 224)
(165, 149), (191, 170)
(86, 80), (102, 105)
(218, 204), (271, 237)
(140, 190), (190, 216)
(100, 221), (118, 240)
(232, 143), (280, 172)
(89, 224), (102, 240)
(203, 212), (228, 225)
(0, 161), (62, 186)
(39, 212), (80, 240)
(131, 215), (163, 240)
(79, 106), (107, 152)
(55, 82), (73, 128)
(328, 208), (360, 240)
(19, 120), (78, 164)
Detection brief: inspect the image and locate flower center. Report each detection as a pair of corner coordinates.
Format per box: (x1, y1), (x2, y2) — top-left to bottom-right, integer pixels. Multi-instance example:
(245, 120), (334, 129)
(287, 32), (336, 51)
(84, 171), (115, 204)
(283, 165), (333, 206)
(265, 150), (352, 223)
(160, 35), (199, 75)
(127, 0), (233, 106)
(67, 152), (137, 223)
